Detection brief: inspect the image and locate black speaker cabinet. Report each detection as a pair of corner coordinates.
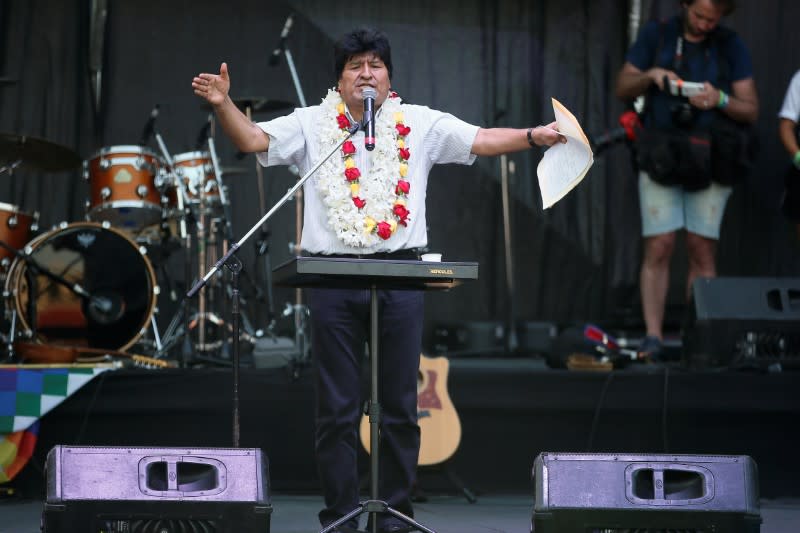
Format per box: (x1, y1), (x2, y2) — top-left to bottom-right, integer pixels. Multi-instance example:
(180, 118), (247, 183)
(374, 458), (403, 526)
(684, 277), (800, 369)
(42, 446), (271, 533)
(532, 452), (761, 533)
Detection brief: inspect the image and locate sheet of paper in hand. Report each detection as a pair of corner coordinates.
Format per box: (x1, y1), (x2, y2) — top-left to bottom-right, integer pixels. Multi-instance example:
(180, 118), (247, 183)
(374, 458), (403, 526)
(536, 98), (594, 209)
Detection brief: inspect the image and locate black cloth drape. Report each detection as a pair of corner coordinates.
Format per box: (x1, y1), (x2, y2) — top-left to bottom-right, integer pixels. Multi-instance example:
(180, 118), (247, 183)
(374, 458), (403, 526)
(1, 0), (798, 349)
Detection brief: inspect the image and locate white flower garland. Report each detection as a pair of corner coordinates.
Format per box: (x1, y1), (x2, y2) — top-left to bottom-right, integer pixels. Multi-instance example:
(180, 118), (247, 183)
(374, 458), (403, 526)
(315, 88), (408, 248)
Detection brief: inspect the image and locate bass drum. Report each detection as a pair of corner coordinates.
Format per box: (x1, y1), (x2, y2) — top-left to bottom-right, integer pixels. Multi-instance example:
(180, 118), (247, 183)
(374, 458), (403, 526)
(4, 222), (159, 352)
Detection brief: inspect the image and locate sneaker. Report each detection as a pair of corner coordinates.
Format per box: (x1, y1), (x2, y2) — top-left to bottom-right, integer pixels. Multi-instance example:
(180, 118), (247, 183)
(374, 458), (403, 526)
(638, 335), (663, 360)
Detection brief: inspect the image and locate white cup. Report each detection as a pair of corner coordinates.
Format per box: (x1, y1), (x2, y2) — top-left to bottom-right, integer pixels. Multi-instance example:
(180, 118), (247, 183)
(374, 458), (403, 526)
(421, 253), (442, 262)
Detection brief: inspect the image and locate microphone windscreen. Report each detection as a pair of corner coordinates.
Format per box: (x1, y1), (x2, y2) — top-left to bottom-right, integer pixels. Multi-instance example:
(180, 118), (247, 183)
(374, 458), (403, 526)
(361, 87), (377, 100)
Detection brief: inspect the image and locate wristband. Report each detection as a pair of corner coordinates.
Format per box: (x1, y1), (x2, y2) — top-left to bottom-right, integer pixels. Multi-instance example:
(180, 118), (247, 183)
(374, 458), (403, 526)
(717, 90), (729, 109)
(527, 127), (536, 147)
(793, 150), (800, 167)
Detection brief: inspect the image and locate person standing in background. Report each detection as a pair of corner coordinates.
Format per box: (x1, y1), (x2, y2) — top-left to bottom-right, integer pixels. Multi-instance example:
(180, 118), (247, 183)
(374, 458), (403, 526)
(778, 70), (800, 241)
(615, 0), (758, 358)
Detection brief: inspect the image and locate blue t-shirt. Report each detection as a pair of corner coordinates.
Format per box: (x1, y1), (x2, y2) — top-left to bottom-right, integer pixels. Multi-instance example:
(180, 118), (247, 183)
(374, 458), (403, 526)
(626, 15), (753, 130)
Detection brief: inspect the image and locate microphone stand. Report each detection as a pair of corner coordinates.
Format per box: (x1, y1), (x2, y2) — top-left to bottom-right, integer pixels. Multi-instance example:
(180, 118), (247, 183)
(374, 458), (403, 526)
(187, 121), (361, 447)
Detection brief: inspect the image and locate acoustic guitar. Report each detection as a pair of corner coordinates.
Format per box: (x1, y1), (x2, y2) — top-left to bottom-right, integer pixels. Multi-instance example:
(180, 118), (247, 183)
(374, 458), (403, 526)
(360, 353), (461, 466)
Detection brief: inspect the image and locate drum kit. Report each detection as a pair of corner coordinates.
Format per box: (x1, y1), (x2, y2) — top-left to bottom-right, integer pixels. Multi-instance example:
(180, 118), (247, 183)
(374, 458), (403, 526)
(0, 95), (297, 365)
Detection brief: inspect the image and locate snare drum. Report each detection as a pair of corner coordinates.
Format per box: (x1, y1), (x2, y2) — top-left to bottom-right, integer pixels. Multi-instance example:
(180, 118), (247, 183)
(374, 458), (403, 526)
(0, 202), (37, 268)
(4, 222), (159, 351)
(173, 151), (220, 207)
(84, 145), (166, 230)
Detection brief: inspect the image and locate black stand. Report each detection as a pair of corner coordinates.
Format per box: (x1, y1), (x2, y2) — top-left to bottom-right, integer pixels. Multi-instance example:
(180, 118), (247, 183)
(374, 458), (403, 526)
(226, 255), (243, 446)
(320, 285), (435, 533)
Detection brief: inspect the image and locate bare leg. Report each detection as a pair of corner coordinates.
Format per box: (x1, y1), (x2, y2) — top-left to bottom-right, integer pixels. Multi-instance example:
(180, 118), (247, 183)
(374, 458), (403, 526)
(640, 232), (676, 340)
(685, 231), (718, 301)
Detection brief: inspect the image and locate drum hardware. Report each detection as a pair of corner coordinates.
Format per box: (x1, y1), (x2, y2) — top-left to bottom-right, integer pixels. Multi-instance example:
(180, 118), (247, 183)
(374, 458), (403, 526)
(94, 124), (260, 366)
(152, 133), (260, 364)
(149, 129), (254, 364)
(150, 130), (194, 367)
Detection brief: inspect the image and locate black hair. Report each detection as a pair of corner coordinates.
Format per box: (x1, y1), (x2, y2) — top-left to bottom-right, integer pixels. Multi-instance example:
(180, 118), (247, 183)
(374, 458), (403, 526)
(681, 0), (736, 16)
(333, 27), (393, 81)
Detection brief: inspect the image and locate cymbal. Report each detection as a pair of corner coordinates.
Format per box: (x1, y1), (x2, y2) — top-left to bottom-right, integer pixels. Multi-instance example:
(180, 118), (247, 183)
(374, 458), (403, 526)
(0, 78), (17, 86)
(203, 96), (295, 114)
(0, 133), (82, 172)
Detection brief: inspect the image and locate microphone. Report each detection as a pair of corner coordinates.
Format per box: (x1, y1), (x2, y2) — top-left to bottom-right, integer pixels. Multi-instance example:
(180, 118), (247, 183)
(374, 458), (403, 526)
(590, 110), (642, 154)
(90, 295), (113, 313)
(87, 293), (123, 324)
(195, 113), (212, 149)
(362, 87), (377, 151)
(269, 13), (294, 66)
(139, 104), (160, 145)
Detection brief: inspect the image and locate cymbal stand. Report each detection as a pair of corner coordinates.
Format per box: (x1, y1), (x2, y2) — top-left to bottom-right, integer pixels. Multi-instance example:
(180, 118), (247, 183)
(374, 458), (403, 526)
(270, 35), (311, 367)
(154, 131), (195, 367)
(0, 159), (21, 176)
(2, 302), (18, 362)
(243, 105), (279, 337)
(208, 135), (259, 350)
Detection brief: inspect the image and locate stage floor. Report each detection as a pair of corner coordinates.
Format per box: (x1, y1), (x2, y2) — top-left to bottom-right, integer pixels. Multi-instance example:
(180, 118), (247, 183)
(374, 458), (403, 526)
(4, 493), (800, 532)
(5, 357), (800, 520)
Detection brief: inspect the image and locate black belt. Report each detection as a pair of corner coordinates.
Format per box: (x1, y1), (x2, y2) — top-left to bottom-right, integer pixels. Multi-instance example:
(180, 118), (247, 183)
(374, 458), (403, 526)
(308, 248), (420, 261)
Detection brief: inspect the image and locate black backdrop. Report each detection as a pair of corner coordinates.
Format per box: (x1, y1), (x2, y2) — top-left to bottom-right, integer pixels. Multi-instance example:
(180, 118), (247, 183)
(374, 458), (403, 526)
(1, 0), (799, 348)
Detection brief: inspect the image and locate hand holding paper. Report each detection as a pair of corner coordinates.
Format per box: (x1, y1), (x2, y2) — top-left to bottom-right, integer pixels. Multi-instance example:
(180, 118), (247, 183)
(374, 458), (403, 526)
(536, 98), (594, 209)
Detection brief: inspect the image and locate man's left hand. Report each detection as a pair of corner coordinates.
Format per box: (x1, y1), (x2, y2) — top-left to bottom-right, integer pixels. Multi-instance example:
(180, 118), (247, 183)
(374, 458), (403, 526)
(534, 121), (568, 146)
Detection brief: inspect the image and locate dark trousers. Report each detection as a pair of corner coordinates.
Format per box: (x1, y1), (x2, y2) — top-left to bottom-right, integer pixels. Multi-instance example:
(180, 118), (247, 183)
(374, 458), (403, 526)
(308, 287), (424, 528)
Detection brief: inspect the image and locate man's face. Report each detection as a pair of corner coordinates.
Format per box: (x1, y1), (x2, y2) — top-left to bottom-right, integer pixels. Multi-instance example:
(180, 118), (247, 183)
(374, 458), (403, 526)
(337, 51), (391, 119)
(683, 0), (725, 41)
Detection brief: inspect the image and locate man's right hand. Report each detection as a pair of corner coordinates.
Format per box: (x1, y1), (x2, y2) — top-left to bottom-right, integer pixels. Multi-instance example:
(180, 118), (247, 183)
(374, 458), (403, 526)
(616, 63), (678, 101)
(192, 62), (231, 107)
(647, 67), (678, 91)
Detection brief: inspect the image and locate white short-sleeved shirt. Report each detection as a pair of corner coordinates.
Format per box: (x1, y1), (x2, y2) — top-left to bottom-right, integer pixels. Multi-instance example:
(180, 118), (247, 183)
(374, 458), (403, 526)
(779, 70), (800, 122)
(256, 102), (479, 255)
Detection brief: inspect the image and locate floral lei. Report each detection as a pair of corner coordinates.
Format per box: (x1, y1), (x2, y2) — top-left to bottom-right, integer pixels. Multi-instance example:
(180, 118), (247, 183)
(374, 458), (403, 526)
(316, 88), (411, 248)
